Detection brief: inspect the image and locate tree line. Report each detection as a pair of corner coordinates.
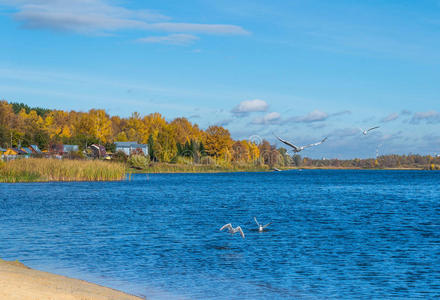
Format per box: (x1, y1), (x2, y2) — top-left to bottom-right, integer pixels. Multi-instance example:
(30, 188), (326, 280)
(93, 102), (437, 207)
(298, 154), (440, 170)
(1, 100), (438, 169)
(0, 100), (271, 166)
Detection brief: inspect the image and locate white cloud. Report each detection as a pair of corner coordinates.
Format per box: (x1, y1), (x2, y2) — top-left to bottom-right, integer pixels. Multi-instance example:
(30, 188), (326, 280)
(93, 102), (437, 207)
(295, 110), (328, 123)
(411, 110), (440, 124)
(330, 110), (351, 117)
(137, 34), (199, 45)
(232, 99), (268, 114)
(252, 112), (280, 125)
(215, 118), (233, 126)
(328, 127), (360, 138)
(144, 23), (249, 35)
(381, 112), (399, 123)
(1, 0), (249, 37)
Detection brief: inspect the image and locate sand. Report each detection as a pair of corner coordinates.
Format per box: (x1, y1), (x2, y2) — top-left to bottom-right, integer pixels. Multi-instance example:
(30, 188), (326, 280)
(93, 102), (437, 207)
(0, 259), (143, 300)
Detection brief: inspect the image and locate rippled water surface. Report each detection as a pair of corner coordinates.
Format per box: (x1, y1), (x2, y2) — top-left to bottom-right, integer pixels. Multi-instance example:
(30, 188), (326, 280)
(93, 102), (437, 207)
(1, 170), (440, 299)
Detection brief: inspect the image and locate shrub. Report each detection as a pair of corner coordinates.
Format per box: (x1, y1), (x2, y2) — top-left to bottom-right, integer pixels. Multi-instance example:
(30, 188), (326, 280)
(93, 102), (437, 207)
(175, 156), (193, 165)
(131, 148), (145, 156)
(68, 150), (85, 160)
(201, 156), (216, 166)
(128, 154), (149, 170)
(113, 151), (128, 163)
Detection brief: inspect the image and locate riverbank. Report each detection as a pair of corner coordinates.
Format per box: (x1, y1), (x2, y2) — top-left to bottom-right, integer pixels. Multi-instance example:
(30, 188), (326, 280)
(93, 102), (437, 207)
(0, 159), (431, 183)
(0, 259), (142, 300)
(129, 164), (427, 173)
(0, 158), (126, 183)
(129, 162), (270, 173)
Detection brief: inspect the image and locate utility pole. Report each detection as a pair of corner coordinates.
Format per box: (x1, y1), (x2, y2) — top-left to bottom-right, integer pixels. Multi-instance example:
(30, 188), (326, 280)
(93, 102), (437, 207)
(376, 143), (382, 159)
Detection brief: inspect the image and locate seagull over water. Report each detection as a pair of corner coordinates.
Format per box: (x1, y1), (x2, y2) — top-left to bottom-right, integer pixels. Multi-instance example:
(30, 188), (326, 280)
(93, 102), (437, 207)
(220, 223), (245, 238)
(254, 217), (271, 232)
(360, 126), (380, 135)
(274, 134), (328, 153)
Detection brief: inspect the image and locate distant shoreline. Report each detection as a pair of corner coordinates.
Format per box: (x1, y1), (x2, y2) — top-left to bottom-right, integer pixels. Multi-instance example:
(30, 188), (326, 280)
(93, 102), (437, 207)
(1, 159), (433, 183)
(0, 259), (142, 300)
(130, 166), (427, 174)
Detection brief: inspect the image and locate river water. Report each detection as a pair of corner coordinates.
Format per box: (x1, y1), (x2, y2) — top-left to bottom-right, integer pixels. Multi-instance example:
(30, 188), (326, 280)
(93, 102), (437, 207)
(1, 170), (439, 299)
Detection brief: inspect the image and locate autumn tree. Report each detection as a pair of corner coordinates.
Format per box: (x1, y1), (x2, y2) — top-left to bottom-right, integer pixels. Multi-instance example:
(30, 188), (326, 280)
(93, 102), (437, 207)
(142, 112), (166, 142)
(232, 140), (250, 163)
(88, 109), (112, 143)
(124, 112), (145, 142)
(0, 101), (15, 147)
(170, 117), (202, 144)
(155, 124), (177, 162)
(204, 125), (233, 160)
(259, 140), (282, 167)
(293, 154), (302, 166)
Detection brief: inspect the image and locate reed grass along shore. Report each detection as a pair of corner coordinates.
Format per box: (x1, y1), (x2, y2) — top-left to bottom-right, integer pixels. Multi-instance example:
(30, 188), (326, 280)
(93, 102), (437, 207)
(0, 158), (126, 183)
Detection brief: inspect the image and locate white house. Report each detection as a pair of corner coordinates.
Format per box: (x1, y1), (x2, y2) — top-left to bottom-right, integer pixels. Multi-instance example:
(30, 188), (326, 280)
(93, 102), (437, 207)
(115, 142), (148, 156)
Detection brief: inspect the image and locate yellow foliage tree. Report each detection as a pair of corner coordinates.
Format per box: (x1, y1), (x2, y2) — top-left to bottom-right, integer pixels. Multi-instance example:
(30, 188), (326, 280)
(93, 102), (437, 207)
(89, 109), (112, 143)
(155, 124), (177, 162)
(124, 112), (145, 142)
(0, 101), (16, 127)
(44, 110), (70, 139)
(60, 125), (72, 138)
(115, 131), (128, 142)
(204, 126), (233, 159)
(142, 112), (167, 142)
(170, 117), (202, 144)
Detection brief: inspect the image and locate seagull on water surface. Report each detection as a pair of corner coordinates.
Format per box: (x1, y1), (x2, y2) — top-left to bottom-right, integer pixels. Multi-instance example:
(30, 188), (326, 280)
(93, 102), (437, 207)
(360, 126), (380, 135)
(220, 223), (245, 238)
(274, 134), (328, 153)
(254, 217), (271, 232)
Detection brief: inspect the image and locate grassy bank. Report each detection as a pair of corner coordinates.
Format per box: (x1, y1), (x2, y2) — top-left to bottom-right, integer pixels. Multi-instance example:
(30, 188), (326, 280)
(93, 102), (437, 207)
(130, 162), (270, 173)
(0, 158), (126, 183)
(129, 163), (429, 174)
(136, 164), (429, 173)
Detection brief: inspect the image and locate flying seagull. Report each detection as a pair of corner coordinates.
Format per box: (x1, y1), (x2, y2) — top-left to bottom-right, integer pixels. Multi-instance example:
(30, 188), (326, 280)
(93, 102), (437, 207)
(254, 217), (271, 232)
(274, 134), (328, 153)
(220, 223), (245, 238)
(360, 126), (380, 135)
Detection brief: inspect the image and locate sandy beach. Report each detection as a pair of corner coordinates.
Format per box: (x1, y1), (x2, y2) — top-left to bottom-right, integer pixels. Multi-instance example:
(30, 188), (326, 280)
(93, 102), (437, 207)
(0, 259), (143, 300)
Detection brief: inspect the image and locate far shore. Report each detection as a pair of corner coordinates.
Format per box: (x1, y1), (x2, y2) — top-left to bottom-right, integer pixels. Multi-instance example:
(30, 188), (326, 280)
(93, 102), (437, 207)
(0, 158), (433, 183)
(129, 165), (427, 174)
(0, 259), (143, 300)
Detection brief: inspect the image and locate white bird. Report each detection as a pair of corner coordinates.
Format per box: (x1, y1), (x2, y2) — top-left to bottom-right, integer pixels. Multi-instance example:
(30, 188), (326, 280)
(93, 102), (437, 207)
(360, 126), (380, 135)
(254, 217), (271, 232)
(220, 223), (245, 238)
(274, 135), (328, 153)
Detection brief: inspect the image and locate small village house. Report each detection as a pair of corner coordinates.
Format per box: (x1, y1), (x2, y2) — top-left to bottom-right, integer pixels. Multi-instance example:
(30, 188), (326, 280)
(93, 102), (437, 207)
(21, 147), (33, 155)
(4, 148), (25, 156)
(3, 148), (27, 160)
(114, 142), (148, 156)
(50, 144), (79, 155)
(29, 145), (42, 154)
(90, 144), (107, 159)
(4, 148), (18, 156)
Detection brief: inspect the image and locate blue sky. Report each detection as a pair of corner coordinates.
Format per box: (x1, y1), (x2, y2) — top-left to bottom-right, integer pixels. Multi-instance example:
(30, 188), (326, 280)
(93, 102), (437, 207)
(1, 0), (440, 158)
